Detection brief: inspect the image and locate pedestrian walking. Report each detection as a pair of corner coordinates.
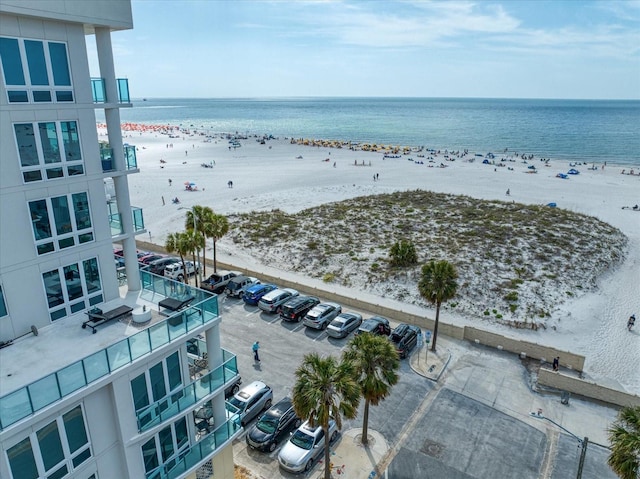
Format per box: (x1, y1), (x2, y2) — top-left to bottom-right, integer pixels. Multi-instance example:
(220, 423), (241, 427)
(553, 356), (559, 371)
(168, 178), (172, 186)
(252, 341), (260, 362)
(628, 314), (636, 331)
(506, 188), (510, 196)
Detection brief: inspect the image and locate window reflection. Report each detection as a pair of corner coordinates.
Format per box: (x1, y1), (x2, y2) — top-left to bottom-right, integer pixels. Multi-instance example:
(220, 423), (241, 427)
(14, 123), (39, 167)
(64, 265), (82, 301)
(39, 122), (60, 164)
(61, 122), (81, 162)
(43, 270), (64, 308)
(29, 200), (52, 240)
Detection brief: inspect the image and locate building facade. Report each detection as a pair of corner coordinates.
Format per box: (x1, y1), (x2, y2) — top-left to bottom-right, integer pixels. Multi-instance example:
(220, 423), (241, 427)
(0, 2), (239, 478)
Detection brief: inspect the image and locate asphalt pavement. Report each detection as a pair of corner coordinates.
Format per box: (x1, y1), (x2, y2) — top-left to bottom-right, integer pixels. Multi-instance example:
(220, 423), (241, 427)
(216, 293), (619, 479)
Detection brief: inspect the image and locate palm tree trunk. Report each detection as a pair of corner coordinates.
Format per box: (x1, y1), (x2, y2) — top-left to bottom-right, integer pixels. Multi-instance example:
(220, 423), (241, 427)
(431, 302), (440, 351)
(213, 238), (218, 273)
(323, 424), (331, 479)
(362, 399), (370, 445)
(191, 251), (198, 287)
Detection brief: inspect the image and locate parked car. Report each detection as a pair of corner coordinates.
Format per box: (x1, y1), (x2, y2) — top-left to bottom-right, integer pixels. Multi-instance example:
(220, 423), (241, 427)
(226, 380), (273, 426)
(201, 270), (240, 294)
(357, 316), (391, 336)
(279, 296), (320, 322)
(258, 288), (299, 314)
(278, 418), (338, 473)
(138, 253), (166, 265)
(147, 257), (181, 276)
(302, 302), (342, 330)
(243, 283), (278, 306)
(246, 397), (301, 452)
(326, 312), (363, 338)
(225, 275), (260, 298)
(164, 260), (200, 281)
(390, 323), (421, 358)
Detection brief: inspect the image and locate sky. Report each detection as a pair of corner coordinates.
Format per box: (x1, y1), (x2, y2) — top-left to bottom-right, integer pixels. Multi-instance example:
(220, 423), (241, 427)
(88, 0), (640, 99)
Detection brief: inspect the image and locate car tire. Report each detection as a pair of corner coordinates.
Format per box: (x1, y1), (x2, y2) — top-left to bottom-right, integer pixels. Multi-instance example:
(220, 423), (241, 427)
(330, 430), (338, 442)
(294, 418), (302, 428)
(264, 399), (272, 410)
(304, 459), (313, 472)
(177, 275), (184, 281)
(231, 384), (240, 395)
(268, 441), (276, 452)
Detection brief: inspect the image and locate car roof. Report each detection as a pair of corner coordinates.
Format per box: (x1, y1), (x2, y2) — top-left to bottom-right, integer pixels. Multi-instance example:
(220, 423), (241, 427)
(235, 380), (268, 400)
(247, 283), (275, 292)
(266, 397), (294, 416)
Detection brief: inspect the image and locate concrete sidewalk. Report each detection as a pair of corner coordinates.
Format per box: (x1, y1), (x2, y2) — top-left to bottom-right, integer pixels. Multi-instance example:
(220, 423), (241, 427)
(312, 429), (387, 479)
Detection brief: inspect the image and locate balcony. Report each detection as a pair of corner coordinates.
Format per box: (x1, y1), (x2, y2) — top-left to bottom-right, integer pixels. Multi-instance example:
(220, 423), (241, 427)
(136, 350), (238, 432)
(108, 203), (145, 236)
(0, 279), (218, 431)
(91, 77), (131, 104)
(147, 414), (242, 479)
(101, 144), (137, 172)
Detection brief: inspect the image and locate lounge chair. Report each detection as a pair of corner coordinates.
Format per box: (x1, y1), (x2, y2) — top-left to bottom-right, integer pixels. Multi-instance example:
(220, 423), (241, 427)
(82, 305), (133, 333)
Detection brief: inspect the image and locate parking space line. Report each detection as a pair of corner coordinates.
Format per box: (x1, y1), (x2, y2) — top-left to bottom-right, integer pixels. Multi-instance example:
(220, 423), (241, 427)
(290, 324), (306, 333)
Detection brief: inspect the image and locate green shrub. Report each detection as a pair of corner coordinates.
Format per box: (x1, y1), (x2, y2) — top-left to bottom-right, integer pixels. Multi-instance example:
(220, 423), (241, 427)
(504, 291), (519, 302)
(371, 263), (380, 271)
(307, 240), (318, 250)
(389, 240), (418, 267)
(323, 273), (335, 283)
(509, 304), (517, 313)
(496, 314), (503, 319)
(484, 310), (490, 316)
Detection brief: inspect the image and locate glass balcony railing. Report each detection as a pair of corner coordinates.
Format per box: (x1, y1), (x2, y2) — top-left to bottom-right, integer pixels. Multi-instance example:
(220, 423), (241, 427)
(0, 288), (219, 430)
(109, 212), (124, 236)
(146, 414), (242, 479)
(124, 144), (137, 169)
(91, 78), (106, 103)
(136, 350), (238, 432)
(91, 77), (131, 104)
(100, 147), (114, 172)
(132, 207), (145, 233)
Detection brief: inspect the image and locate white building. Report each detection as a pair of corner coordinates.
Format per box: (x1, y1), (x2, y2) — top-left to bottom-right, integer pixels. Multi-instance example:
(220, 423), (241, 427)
(0, 2), (240, 478)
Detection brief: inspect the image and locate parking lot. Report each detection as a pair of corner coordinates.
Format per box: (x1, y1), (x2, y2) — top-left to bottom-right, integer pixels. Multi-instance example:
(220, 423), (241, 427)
(215, 291), (618, 479)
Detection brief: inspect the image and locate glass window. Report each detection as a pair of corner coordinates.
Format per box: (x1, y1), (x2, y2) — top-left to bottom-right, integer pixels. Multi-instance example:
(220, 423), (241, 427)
(8, 90), (28, 102)
(61, 121), (81, 162)
(0, 285), (7, 317)
(158, 426), (174, 462)
(142, 438), (158, 473)
(83, 258), (101, 295)
(43, 269), (64, 309)
(49, 42), (71, 86)
(175, 417), (188, 450)
(29, 199), (52, 240)
(64, 264), (82, 301)
(149, 362), (167, 402)
(39, 122), (61, 164)
(0, 37), (25, 85)
(72, 192), (91, 230)
(131, 374), (149, 411)
(33, 90), (52, 102)
(56, 90), (74, 102)
(7, 437), (38, 479)
(51, 195), (71, 235)
(24, 40), (49, 86)
(63, 406), (89, 454)
(14, 123), (39, 167)
(36, 421), (65, 472)
(166, 352), (182, 391)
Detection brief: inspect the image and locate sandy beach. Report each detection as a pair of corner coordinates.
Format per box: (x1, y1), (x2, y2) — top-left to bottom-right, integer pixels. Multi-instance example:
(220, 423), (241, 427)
(107, 124), (640, 395)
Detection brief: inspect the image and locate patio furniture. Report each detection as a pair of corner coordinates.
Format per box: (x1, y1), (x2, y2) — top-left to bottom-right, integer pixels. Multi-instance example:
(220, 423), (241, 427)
(82, 305), (133, 333)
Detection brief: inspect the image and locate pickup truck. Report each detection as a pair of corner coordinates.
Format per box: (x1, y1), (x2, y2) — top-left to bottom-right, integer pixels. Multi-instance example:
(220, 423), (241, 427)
(164, 260), (200, 281)
(200, 270), (240, 294)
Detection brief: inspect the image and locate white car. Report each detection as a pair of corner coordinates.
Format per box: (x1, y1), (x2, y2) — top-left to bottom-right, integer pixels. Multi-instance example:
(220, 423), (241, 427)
(163, 260), (200, 281)
(278, 419), (338, 473)
(258, 288), (299, 314)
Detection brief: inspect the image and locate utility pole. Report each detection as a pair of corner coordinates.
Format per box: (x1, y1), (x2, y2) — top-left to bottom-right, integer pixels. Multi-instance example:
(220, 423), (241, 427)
(576, 437), (588, 479)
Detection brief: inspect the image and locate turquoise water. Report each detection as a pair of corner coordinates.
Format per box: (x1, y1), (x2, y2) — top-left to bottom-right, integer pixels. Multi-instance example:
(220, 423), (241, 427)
(105, 97), (640, 166)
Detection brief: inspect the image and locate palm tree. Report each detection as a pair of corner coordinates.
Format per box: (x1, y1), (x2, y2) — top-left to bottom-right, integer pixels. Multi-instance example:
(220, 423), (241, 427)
(185, 205), (213, 276)
(292, 353), (360, 479)
(418, 259), (458, 352)
(165, 232), (199, 285)
(608, 406), (640, 479)
(182, 229), (204, 287)
(207, 213), (229, 273)
(343, 333), (399, 445)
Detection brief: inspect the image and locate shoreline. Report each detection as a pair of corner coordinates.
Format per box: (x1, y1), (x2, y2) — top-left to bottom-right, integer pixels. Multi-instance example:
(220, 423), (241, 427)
(110, 123), (639, 394)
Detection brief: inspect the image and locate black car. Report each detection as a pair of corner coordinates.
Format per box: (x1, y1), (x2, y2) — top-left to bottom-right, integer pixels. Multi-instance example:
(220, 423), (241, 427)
(357, 316), (391, 336)
(147, 257), (180, 276)
(390, 323), (421, 358)
(279, 296), (320, 322)
(246, 397), (301, 452)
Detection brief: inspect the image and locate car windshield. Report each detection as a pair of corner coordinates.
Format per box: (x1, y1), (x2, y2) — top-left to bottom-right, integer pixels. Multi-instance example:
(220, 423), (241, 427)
(290, 429), (314, 450)
(227, 396), (247, 412)
(330, 319), (345, 328)
(256, 415), (278, 434)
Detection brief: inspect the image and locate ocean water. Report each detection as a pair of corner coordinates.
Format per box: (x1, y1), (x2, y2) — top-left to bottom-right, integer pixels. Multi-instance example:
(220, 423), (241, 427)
(102, 98), (640, 166)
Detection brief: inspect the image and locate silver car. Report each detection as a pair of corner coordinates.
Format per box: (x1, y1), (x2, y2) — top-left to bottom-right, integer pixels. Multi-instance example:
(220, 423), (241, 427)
(258, 288), (299, 314)
(226, 380), (273, 426)
(278, 419), (338, 473)
(326, 312), (363, 338)
(302, 302), (342, 330)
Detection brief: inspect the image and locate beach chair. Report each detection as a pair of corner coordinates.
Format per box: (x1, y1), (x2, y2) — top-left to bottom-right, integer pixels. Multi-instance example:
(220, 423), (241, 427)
(82, 305), (133, 333)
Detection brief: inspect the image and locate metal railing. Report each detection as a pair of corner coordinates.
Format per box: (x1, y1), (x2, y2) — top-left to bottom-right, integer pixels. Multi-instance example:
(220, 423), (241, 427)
(91, 77), (131, 104)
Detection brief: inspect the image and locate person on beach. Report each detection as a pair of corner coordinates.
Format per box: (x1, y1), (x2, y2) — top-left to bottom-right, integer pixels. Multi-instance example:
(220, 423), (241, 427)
(168, 179), (172, 186)
(252, 341), (260, 362)
(628, 314), (636, 331)
(506, 189), (510, 196)
(553, 356), (559, 371)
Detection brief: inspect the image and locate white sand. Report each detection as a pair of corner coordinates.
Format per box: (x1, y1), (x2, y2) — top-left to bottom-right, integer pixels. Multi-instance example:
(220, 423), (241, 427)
(111, 125), (640, 395)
